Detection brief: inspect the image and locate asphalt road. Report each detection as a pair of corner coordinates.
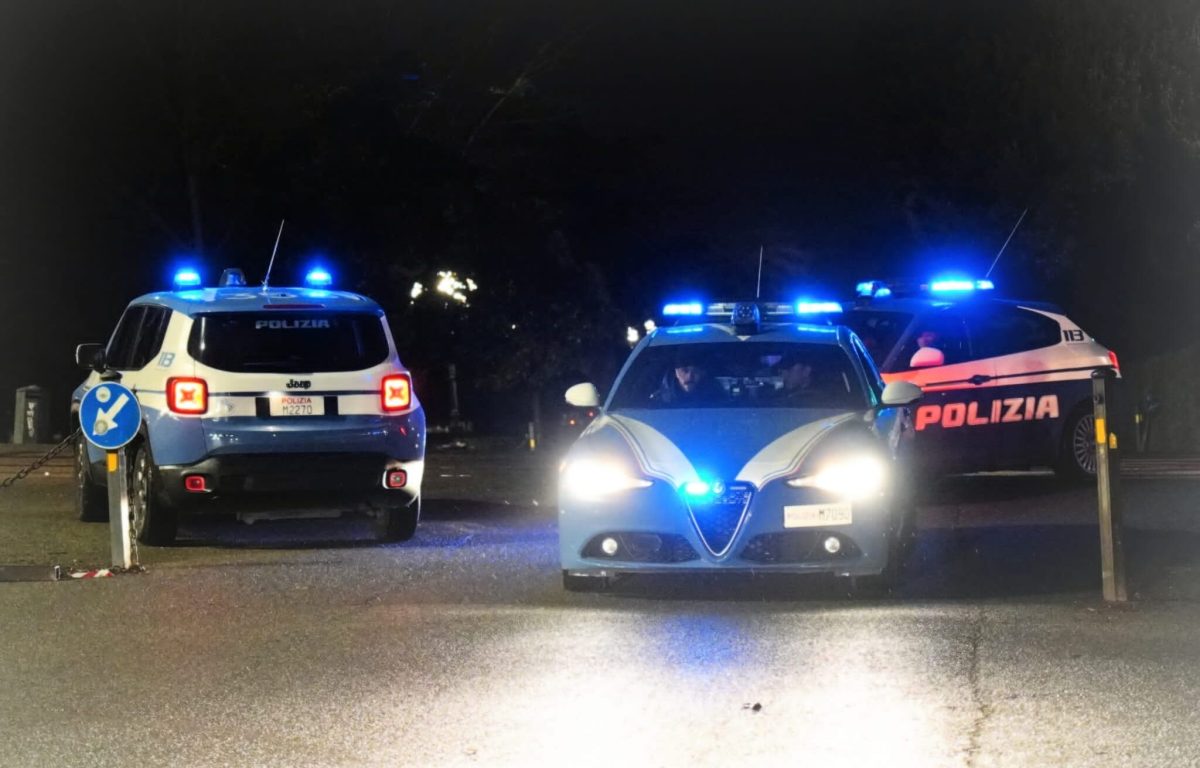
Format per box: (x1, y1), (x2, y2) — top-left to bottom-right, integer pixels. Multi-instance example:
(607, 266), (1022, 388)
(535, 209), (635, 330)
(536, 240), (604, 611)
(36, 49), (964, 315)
(1, 444), (1199, 767)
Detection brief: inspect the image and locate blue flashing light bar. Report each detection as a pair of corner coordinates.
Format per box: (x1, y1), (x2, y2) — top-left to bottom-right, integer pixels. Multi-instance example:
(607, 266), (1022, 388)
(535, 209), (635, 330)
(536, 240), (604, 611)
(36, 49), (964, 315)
(173, 269), (202, 289)
(796, 301), (843, 314)
(683, 480), (711, 496)
(304, 268), (333, 288)
(929, 278), (995, 293)
(662, 302), (704, 316)
(929, 279), (975, 292)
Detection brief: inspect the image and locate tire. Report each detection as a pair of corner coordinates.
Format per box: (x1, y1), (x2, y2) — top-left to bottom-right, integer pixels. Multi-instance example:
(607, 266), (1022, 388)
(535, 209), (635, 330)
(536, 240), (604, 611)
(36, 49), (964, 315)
(1056, 406), (1097, 481)
(129, 443), (178, 545)
(377, 498), (419, 542)
(562, 571), (611, 592)
(856, 502), (917, 595)
(75, 436), (107, 522)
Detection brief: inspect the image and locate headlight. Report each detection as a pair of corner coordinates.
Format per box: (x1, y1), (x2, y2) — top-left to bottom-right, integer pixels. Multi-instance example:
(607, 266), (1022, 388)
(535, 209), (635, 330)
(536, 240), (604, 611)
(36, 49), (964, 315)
(787, 454), (887, 500)
(560, 459), (653, 501)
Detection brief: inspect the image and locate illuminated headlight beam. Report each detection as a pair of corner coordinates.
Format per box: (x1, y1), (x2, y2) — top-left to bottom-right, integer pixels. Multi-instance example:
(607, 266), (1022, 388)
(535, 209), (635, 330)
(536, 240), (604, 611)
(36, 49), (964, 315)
(787, 455), (887, 500)
(561, 460), (653, 501)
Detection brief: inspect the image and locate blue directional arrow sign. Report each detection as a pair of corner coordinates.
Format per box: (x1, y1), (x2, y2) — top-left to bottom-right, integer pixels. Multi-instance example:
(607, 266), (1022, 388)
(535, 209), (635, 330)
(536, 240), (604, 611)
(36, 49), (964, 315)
(79, 382), (142, 450)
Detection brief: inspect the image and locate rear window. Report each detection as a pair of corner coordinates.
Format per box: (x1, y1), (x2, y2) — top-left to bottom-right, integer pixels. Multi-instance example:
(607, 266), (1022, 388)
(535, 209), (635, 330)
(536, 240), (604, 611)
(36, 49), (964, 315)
(188, 311), (390, 373)
(609, 342), (866, 410)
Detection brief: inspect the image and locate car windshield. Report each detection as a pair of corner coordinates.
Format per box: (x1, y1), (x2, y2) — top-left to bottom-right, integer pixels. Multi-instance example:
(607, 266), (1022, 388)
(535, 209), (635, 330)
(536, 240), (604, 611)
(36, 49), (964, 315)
(840, 309), (913, 366)
(188, 311), (390, 373)
(608, 341), (866, 410)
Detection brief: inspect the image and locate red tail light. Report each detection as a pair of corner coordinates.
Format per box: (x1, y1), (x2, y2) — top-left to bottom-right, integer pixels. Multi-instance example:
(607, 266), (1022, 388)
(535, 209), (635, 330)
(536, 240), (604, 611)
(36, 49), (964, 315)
(1108, 350), (1120, 372)
(184, 475), (208, 493)
(167, 377), (208, 414)
(381, 373), (412, 413)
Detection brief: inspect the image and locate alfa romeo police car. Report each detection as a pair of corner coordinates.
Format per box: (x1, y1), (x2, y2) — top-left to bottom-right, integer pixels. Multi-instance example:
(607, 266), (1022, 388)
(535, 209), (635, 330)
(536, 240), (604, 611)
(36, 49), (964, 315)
(557, 300), (924, 591)
(840, 277), (1117, 478)
(71, 267), (425, 544)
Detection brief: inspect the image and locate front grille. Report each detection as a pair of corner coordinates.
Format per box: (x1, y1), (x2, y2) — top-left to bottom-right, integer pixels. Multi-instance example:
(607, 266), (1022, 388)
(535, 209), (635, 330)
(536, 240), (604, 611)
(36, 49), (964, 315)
(582, 533), (699, 563)
(740, 531), (863, 564)
(686, 483), (753, 555)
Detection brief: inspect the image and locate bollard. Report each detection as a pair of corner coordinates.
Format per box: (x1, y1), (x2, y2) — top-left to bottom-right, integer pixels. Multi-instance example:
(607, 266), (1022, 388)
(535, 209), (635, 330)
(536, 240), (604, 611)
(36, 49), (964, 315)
(1091, 368), (1127, 602)
(106, 450), (133, 569)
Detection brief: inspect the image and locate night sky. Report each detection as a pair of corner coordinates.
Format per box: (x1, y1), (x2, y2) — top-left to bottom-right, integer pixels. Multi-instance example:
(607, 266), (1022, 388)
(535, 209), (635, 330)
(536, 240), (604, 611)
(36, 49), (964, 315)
(2, 1), (1198, 434)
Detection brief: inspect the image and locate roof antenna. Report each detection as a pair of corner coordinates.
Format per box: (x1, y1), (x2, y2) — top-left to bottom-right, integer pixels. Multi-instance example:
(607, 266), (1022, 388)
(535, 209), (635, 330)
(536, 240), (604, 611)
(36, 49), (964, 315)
(262, 219), (285, 291)
(755, 244), (764, 299)
(986, 207), (1028, 279)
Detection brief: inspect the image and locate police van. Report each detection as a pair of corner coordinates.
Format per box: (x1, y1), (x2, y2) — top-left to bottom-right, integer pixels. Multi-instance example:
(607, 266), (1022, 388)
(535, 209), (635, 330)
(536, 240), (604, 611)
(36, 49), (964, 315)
(71, 267), (426, 544)
(838, 277), (1117, 478)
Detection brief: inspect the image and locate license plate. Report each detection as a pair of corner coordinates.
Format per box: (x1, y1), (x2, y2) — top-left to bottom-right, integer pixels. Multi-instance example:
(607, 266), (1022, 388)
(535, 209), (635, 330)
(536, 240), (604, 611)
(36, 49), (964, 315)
(784, 502), (852, 528)
(269, 395), (324, 417)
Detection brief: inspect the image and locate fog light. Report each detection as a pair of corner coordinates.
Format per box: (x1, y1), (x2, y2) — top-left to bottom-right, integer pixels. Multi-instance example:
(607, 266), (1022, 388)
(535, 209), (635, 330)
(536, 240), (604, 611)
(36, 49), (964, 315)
(385, 469), (408, 489)
(601, 537), (619, 556)
(184, 475), (208, 493)
(823, 536), (841, 554)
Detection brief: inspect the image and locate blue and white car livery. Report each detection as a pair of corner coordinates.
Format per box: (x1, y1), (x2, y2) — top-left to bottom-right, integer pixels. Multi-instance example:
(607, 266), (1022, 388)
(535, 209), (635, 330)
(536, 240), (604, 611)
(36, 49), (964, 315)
(557, 301), (923, 590)
(71, 267), (425, 544)
(842, 277), (1119, 478)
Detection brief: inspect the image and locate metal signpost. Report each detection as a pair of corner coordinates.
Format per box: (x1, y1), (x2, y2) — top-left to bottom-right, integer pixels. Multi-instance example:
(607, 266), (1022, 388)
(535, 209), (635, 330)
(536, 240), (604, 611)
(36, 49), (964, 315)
(78, 382), (142, 569)
(1091, 368), (1127, 603)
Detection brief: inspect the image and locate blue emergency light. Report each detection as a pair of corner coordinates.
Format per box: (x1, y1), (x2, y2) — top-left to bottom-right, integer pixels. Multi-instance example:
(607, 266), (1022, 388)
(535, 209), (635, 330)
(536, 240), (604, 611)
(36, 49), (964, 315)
(304, 268), (333, 288)
(857, 276), (994, 298)
(796, 301), (843, 314)
(929, 277), (994, 293)
(173, 269), (202, 289)
(662, 302), (704, 316)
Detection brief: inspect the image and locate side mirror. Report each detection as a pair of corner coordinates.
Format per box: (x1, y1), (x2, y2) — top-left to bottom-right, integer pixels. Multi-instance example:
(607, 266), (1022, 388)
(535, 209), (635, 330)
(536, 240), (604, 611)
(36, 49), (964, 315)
(881, 380), (923, 407)
(909, 346), (945, 369)
(75, 343), (106, 372)
(565, 382), (601, 408)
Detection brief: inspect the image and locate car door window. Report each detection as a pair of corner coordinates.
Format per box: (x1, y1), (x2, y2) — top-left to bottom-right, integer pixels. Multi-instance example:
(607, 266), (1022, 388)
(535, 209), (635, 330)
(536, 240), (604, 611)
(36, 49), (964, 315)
(130, 307), (172, 369)
(898, 312), (971, 369)
(105, 306), (146, 370)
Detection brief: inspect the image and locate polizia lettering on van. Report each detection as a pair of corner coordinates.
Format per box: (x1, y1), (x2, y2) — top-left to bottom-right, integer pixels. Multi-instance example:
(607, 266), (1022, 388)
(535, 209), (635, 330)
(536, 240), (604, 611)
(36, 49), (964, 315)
(914, 395), (1060, 431)
(253, 319), (332, 330)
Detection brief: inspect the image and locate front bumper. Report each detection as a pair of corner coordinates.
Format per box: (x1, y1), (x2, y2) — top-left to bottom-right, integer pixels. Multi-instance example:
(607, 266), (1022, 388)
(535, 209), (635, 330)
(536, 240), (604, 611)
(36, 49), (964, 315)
(157, 453), (423, 513)
(559, 479), (894, 577)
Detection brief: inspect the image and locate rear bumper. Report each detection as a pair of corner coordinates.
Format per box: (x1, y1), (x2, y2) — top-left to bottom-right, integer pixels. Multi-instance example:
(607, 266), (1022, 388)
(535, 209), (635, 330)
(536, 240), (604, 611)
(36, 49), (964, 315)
(156, 453), (423, 512)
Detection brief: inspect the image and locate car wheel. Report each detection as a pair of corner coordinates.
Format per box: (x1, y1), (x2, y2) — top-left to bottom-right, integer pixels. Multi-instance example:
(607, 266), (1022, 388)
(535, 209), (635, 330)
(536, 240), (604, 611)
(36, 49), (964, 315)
(377, 498), (419, 542)
(75, 436), (107, 522)
(129, 444), (178, 545)
(1056, 406), (1097, 480)
(562, 571), (612, 592)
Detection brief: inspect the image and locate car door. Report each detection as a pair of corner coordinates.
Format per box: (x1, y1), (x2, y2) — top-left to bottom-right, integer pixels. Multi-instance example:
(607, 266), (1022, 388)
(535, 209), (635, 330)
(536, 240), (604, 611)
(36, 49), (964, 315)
(964, 305), (1070, 469)
(882, 308), (997, 473)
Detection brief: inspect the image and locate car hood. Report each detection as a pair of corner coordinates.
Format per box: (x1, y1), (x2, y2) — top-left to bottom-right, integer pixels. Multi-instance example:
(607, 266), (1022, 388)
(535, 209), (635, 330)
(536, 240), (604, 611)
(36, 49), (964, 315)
(587, 407), (860, 488)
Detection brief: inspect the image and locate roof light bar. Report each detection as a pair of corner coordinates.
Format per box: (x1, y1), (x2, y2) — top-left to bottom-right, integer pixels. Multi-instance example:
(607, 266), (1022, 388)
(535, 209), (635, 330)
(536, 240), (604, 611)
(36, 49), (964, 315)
(796, 301), (843, 314)
(662, 302), (705, 316)
(928, 278), (996, 293)
(304, 268), (333, 288)
(173, 269), (202, 289)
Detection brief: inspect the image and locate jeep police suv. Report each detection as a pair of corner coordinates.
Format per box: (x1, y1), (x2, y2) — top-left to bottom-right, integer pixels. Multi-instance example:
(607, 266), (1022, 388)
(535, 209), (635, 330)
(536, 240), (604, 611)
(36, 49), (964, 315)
(71, 268), (425, 544)
(840, 278), (1117, 478)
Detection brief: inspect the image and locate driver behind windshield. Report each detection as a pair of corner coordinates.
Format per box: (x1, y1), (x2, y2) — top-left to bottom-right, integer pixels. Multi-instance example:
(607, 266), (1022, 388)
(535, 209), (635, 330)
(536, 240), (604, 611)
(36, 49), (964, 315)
(650, 350), (726, 404)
